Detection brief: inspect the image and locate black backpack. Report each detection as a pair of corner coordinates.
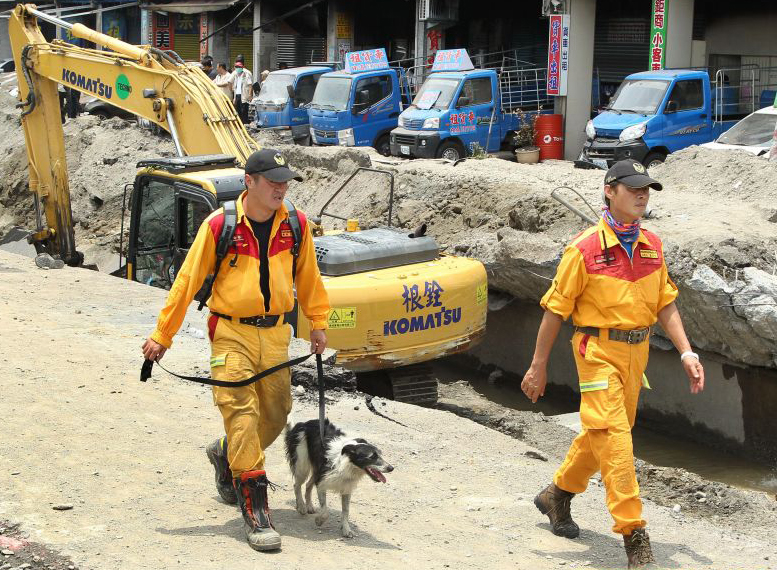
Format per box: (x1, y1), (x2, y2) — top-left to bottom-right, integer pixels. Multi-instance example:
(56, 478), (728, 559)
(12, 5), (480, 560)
(197, 198), (302, 311)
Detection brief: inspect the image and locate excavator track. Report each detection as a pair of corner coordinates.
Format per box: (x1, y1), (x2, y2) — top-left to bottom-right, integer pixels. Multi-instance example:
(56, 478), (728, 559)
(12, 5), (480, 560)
(356, 363), (437, 406)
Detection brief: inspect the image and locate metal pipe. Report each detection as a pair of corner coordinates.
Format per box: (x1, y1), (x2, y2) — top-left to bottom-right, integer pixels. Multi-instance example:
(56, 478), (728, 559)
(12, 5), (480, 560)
(550, 186), (598, 226)
(24, 5), (74, 30)
(24, 5), (146, 60)
(166, 109), (184, 157)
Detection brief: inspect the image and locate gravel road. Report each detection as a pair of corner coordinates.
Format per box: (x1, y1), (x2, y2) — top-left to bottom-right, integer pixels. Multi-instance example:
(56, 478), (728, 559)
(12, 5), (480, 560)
(0, 250), (775, 570)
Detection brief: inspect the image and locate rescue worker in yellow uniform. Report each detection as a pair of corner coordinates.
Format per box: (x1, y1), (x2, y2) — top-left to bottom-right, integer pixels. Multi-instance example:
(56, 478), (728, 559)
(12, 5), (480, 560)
(521, 159), (705, 569)
(141, 149), (330, 552)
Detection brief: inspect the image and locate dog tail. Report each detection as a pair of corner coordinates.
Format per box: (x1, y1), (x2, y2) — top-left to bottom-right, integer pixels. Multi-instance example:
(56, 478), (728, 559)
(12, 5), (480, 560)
(284, 413), (296, 434)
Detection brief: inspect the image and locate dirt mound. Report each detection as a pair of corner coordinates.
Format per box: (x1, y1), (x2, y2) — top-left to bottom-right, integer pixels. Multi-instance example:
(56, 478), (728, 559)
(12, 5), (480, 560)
(0, 90), (175, 270)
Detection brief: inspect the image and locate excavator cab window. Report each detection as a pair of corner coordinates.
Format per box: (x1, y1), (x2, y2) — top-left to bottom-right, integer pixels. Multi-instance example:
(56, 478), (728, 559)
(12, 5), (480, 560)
(129, 175), (217, 289)
(173, 183), (215, 276)
(132, 178), (177, 289)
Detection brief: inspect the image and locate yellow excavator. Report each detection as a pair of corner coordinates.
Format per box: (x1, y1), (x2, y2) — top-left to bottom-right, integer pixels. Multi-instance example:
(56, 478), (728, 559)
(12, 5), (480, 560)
(9, 4), (487, 403)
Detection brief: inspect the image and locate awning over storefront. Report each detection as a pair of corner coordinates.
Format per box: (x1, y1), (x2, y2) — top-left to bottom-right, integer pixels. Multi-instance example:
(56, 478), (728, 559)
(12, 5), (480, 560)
(140, 0), (240, 14)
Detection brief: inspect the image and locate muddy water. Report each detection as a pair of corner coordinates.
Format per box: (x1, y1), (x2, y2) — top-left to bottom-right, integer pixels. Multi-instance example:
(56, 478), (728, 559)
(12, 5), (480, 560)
(432, 360), (777, 495)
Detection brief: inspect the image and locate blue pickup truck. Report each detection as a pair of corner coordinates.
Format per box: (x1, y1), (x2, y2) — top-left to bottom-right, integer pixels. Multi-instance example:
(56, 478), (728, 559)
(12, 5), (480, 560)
(389, 49), (550, 162)
(307, 48), (409, 155)
(254, 65), (333, 145)
(580, 68), (769, 168)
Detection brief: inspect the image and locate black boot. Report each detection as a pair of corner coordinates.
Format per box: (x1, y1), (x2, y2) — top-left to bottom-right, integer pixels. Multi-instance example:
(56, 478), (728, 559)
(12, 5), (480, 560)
(234, 470), (282, 551)
(206, 437), (237, 504)
(534, 482), (580, 538)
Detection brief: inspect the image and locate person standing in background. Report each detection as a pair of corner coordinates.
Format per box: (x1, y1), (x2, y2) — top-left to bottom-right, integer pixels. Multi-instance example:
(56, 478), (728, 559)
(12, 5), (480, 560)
(232, 55), (253, 124)
(214, 63), (234, 99)
(201, 56), (218, 80)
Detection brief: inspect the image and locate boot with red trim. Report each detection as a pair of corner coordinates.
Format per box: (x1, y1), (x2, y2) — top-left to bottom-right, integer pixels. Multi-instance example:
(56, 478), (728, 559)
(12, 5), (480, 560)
(205, 436), (237, 504)
(234, 470), (282, 551)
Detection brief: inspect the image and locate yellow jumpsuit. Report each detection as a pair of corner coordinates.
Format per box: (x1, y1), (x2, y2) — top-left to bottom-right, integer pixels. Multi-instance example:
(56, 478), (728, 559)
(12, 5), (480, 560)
(151, 192), (330, 474)
(540, 219), (678, 535)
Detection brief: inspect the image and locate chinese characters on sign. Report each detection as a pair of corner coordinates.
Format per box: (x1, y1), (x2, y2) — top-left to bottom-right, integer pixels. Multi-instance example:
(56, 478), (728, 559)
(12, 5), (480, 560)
(427, 29), (443, 65)
(649, 0), (668, 71)
(431, 49), (475, 72)
(344, 48), (389, 73)
(199, 14), (208, 59)
(546, 14), (570, 96)
(402, 281), (444, 313)
(385, 280), (461, 336)
(336, 13), (352, 39)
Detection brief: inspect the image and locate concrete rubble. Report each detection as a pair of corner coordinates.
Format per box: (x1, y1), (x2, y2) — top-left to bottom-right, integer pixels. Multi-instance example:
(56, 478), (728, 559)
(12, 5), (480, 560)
(281, 141), (777, 370)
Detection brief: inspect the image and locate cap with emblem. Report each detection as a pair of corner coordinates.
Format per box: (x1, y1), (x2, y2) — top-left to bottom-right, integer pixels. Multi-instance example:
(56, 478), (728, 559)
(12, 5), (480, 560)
(604, 159), (662, 191)
(244, 149), (303, 183)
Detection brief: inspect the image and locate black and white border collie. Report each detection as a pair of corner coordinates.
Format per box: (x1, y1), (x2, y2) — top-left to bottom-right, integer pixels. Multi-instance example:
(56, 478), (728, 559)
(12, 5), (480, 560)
(284, 418), (394, 538)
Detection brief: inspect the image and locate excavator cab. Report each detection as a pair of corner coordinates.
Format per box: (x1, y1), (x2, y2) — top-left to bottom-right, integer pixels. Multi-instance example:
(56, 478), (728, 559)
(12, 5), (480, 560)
(124, 156), (243, 288)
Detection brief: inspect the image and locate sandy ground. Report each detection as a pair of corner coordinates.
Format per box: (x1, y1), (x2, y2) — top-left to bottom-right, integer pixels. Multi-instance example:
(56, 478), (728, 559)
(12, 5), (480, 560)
(0, 249), (775, 570)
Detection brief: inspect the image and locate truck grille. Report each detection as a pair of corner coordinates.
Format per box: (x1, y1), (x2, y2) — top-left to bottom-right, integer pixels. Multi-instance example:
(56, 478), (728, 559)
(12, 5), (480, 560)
(394, 134), (416, 145)
(586, 148), (615, 159)
(314, 129), (336, 138)
(405, 119), (424, 129)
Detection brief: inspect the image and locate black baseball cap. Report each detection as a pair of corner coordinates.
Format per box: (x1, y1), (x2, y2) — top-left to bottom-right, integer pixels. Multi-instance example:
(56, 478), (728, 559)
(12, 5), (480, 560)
(604, 159), (663, 191)
(244, 149), (303, 183)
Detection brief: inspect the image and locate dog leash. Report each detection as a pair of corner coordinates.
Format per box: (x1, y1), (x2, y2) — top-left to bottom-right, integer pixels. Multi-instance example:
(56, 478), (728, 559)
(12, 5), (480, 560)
(364, 394), (416, 430)
(140, 353), (327, 443)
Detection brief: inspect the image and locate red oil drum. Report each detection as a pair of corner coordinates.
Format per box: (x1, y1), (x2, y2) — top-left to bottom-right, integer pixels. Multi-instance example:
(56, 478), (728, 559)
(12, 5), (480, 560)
(534, 114), (564, 161)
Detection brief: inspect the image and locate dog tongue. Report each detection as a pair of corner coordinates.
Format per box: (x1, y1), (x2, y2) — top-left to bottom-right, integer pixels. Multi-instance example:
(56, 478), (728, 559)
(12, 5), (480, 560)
(367, 468), (386, 483)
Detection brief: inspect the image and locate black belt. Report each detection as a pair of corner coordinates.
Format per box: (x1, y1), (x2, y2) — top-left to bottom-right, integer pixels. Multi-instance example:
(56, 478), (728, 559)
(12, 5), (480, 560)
(576, 326), (651, 345)
(211, 311), (281, 328)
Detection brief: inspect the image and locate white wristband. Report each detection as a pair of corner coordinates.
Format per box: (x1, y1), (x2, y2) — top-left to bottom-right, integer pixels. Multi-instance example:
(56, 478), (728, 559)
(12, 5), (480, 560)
(680, 351), (699, 362)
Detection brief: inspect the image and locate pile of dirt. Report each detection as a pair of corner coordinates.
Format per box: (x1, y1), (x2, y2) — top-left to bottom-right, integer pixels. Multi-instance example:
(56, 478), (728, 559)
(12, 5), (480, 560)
(0, 519), (78, 570)
(0, 90), (175, 271)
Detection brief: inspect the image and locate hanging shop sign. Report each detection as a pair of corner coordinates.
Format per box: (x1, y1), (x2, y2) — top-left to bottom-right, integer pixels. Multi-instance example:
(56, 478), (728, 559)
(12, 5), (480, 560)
(649, 0), (668, 71)
(546, 14), (569, 96)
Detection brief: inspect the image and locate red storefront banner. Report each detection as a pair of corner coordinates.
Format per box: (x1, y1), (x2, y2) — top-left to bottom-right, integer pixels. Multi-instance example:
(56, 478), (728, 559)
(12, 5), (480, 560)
(546, 14), (569, 96)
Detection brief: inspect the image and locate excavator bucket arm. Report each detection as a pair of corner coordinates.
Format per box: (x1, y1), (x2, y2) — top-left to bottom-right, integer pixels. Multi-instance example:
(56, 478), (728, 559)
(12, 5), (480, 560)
(8, 4), (258, 264)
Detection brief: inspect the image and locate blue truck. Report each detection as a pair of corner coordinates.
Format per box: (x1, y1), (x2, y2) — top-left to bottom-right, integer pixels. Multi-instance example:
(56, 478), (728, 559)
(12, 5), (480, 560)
(581, 68), (773, 168)
(389, 49), (551, 161)
(253, 65), (333, 145)
(307, 48), (409, 155)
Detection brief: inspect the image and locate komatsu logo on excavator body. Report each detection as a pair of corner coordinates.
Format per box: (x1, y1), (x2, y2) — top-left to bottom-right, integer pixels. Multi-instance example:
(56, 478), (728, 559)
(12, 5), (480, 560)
(61, 68), (113, 99)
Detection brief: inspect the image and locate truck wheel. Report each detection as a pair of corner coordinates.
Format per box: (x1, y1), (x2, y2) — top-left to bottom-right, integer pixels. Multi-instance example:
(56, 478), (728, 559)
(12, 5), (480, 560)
(643, 152), (665, 169)
(437, 140), (464, 162)
(374, 134), (391, 156)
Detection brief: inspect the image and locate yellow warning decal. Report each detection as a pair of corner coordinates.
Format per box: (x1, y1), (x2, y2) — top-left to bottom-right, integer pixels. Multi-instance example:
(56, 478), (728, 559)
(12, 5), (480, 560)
(640, 249), (658, 259)
(476, 283), (488, 305)
(327, 307), (357, 329)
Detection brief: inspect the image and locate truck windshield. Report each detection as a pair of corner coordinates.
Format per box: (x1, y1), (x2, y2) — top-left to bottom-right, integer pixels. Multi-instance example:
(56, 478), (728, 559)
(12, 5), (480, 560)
(411, 77), (460, 109)
(717, 112), (777, 147)
(608, 79), (671, 115)
(257, 74), (294, 105)
(310, 76), (352, 111)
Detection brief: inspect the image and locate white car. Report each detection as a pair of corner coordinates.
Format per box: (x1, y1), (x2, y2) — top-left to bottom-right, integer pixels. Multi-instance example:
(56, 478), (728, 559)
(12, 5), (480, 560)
(702, 105), (777, 156)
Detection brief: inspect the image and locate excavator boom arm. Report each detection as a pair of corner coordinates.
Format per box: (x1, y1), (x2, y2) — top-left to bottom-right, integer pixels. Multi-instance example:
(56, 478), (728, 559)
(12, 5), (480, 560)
(9, 4), (258, 264)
